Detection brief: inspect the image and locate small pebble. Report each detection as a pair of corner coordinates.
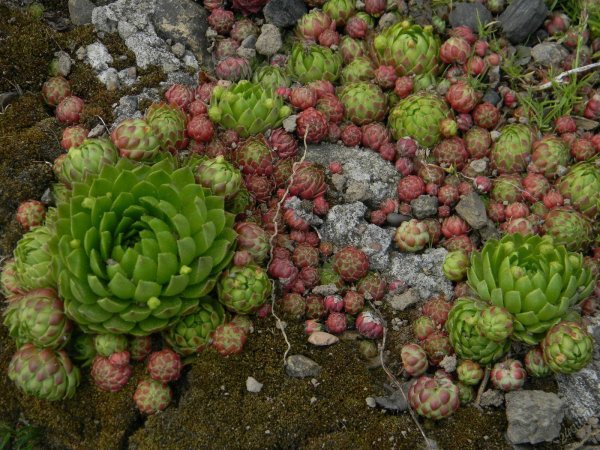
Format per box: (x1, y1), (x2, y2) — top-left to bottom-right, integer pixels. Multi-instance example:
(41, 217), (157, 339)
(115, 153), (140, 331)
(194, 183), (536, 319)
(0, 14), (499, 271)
(308, 331), (339, 346)
(171, 42), (186, 58)
(246, 376), (263, 393)
(366, 397), (376, 408)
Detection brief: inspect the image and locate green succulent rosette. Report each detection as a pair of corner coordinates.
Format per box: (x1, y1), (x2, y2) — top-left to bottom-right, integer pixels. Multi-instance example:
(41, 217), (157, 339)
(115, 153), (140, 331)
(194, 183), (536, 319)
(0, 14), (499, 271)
(371, 21), (440, 76)
(163, 296), (226, 355)
(322, 0), (355, 25)
(287, 43), (342, 84)
(338, 82), (388, 126)
(194, 155), (242, 200)
(490, 124), (534, 174)
(557, 158), (600, 219)
(9, 344), (81, 401)
(208, 81), (291, 138)
(467, 233), (596, 344)
(59, 138), (120, 187)
(52, 157), (237, 336)
(4, 288), (72, 350)
(70, 332), (97, 367)
(388, 92), (452, 147)
(94, 333), (128, 357)
(145, 102), (189, 154)
(442, 250), (469, 281)
(541, 321), (593, 374)
(340, 57), (374, 84)
(217, 264), (271, 314)
(251, 65), (290, 90)
(14, 225), (56, 291)
(445, 298), (510, 364)
(543, 207), (594, 252)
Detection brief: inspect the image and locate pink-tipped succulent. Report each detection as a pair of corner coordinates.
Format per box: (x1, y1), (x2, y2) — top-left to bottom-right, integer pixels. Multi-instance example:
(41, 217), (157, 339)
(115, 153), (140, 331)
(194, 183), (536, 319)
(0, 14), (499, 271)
(212, 323), (247, 356)
(439, 37), (471, 65)
(296, 107), (328, 144)
(16, 200), (46, 231)
(524, 347), (551, 378)
(134, 379), (173, 415)
(61, 125), (89, 150)
(332, 246), (369, 282)
(355, 310), (384, 339)
(91, 351), (133, 392)
(456, 360), (484, 386)
(290, 87), (318, 110)
(56, 96), (84, 124)
(288, 162), (327, 200)
(42, 76), (72, 106)
(490, 359), (526, 392)
(401, 343), (429, 377)
(394, 219), (430, 252)
(187, 115), (215, 143)
(341, 123), (362, 147)
(397, 176), (425, 202)
(269, 128), (298, 159)
(408, 376), (460, 420)
(129, 336), (152, 362)
(315, 94), (344, 124)
(374, 65), (398, 90)
(147, 349), (182, 384)
(208, 8), (235, 35)
(422, 331), (453, 366)
(446, 81), (480, 113)
(413, 316), (436, 341)
(361, 122), (390, 151)
(280, 293), (306, 319)
(325, 312), (347, 334)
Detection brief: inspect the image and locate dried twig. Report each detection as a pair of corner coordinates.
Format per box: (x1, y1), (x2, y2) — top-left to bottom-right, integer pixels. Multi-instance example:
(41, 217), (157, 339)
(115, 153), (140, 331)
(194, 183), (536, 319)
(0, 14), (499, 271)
(368, 301), (434, 450)
(267, 125), (309, 365)
(533, 62), (600, 91)
(474, 366), (490, 408)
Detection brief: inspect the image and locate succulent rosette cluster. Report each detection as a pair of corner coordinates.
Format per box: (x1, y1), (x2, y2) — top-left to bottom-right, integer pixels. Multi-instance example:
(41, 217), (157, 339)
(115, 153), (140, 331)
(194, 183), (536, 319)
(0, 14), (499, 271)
(408, 375), (460, 420)
(52, 157), (236, 335)
(208, 81), (292, 137)
(467, 234), (595, 344)
(217, 264), (271, 314)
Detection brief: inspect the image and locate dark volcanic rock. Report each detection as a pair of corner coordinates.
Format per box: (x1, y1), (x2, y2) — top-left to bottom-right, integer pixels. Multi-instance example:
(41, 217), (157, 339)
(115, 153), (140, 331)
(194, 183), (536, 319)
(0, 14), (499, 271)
(449, 3), (492, 31)
(263, 0), (307, 27)
(499, 0), (549, 44)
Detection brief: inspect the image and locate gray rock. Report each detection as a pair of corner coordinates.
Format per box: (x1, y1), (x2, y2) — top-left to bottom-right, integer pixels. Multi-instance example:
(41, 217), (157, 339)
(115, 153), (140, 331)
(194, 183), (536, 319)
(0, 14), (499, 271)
(480, 389), (504, 408)
(246, 376), (263, 393)
(241, 35), (257, 49)
(153, 0), (209, 65)
(448, 3), (492, 31)
(377, 12), (400, 30)
(514, 45), (532, 66)
(556, 315), (600, 428)
(284, 197), (323, 228)
(171, 42), (186, 58)
(85, 42), (113, 72)
(373, 386), (410, 411)
(263, 0), (307, 28)
(387, 288), (420, 311)
(499, 0), (549, 44)
(411, 195), (438, 219)
(255, 24), (282, 56)
(320, 202), (392, 270)
(98, 68), (120, 90)
(477, 221), (500, 242)
(285, 355), (322, 378)
(531, 42), (569, 67)
(69, 0), (95, 25)
(386, 213), (410, 227)
(306, 144), (401, 207)
(125, 32), (181, 71)
(53, 51), (72, 77)
(386, 248), (454, 300)
(455, 192), (488, 229)
(344, 181), (370, 203)
(505, 390), (565, 445)
(483, 89), (501, 106)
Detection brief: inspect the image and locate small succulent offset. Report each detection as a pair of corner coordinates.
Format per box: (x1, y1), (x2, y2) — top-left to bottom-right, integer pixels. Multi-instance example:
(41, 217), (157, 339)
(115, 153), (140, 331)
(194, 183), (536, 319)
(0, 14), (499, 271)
(467, 234), (596, 344)
(52, 157), (237, 336)
(208, 81), (292, 138)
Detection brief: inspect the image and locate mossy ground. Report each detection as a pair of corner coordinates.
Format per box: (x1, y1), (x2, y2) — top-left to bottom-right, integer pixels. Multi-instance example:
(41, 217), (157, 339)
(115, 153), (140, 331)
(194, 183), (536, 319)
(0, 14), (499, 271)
(0, 3), (576, 450)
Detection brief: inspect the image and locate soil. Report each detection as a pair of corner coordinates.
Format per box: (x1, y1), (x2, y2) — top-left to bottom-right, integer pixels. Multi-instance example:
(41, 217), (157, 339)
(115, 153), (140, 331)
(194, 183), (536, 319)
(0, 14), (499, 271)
(0, 3), (580, 450)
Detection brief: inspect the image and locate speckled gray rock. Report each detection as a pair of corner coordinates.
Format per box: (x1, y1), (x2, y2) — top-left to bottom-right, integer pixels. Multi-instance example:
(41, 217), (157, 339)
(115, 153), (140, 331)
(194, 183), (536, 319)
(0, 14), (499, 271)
(411, 195), (438, 219)
(319, 202), (392, 270)
(531, 42), (569, 67)
(480, 389), (504, 408)
(373, 383), (411, 411)
(285, 355), (322, 378)
(263, 0), (307, 27)
(306, 144), (401, 207)
(153, 0), (209, 65)
(85, 42), (113, 71)
(556, 315), (600, 428)
(387, 288), (420, 311)
(499, 0), (549, 44)
(255, 24), (282, 56)
(386, 248), (453, 300)
(69, 0), (95, 25)
(455, 192), (488, 230)
(448, 3), (492, 31)
(505, 390), (565, 445)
